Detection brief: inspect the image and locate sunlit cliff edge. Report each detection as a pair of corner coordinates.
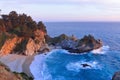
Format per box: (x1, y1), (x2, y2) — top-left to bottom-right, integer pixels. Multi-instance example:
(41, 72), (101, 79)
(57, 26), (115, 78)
(0, 11), (48, 56)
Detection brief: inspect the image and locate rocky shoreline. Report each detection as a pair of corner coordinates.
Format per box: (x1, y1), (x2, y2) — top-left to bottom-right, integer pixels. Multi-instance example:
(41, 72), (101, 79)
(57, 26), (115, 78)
(46, 34), (102, 53)
(0, 11), (117, 80)
(0, 11), (102, 56)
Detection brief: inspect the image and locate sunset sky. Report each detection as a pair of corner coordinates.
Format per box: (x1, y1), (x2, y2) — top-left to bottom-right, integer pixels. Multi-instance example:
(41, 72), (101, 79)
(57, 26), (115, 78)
(0, 0), (120, 22)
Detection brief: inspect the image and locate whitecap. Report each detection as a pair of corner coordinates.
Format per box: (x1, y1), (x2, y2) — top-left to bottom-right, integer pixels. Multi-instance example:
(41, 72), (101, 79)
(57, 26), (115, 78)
(30, 54), (52, 80)
(91, 45), (110, 54)
(66, 61), (101, 72)
(60, 45), (110, 55)
(30, 49), (69, 80)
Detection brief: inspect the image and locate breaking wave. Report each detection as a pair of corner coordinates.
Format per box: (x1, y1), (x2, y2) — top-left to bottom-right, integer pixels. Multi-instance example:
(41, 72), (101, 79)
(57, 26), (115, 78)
(30, 45), (112, 80)
(91, 45), (110, 54)
(30, 54), (52, 80)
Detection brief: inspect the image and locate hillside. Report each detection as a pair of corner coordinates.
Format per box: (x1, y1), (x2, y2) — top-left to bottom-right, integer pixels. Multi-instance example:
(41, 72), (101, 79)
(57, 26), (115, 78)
(0, 11), (48, 56)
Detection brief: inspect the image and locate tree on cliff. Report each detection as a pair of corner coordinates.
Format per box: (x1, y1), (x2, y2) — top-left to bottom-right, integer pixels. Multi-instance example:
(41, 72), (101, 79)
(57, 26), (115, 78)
(0, 11), (47, 52)
(37, 21), (47, 33)
(0, 11), (47, 37)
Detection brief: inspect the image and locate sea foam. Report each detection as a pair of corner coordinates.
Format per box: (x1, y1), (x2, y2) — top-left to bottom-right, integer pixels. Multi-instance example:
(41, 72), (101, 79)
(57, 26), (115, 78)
(30, 54), (52, 80)
(30, 46), (109, 80)
(66, 61), (101, 72)
(91, 45), (110, 54)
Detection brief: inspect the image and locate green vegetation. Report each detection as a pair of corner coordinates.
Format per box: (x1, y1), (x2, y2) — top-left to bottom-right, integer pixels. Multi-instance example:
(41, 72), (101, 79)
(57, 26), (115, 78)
(13, 72), (33, 80)
(0, 11), (47, 37)
(0, 32), (8, 49)
(13, 39), (28, 54)
(0, 11), (47, 53)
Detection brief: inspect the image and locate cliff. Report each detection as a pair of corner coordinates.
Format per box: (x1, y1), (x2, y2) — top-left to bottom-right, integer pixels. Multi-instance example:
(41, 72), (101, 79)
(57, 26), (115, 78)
(0, 11), (102, 55)
(0, 11), (48, 56)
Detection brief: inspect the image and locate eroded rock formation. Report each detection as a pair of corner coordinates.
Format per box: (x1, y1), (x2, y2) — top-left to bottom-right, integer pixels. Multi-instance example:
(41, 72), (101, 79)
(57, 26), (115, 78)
(48, 34), (102, 53)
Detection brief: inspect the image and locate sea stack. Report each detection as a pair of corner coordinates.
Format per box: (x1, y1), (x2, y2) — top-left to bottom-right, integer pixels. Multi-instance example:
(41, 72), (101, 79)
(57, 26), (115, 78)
(47, 34), (103, 53)
(112, 71), (120, 80)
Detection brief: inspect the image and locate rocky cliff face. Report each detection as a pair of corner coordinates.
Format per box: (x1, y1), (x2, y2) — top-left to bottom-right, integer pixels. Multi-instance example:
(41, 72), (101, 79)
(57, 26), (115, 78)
(25, 30), (47, 55)
(0, 11), (103, 55)
(0, 30), (47, 56)
(0, 11), (48, 56)
(0, 36), (23, 56)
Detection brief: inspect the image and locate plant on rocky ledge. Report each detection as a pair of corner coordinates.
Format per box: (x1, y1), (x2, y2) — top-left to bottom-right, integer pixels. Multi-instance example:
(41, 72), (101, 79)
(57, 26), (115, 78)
(13, 39), (28, 54)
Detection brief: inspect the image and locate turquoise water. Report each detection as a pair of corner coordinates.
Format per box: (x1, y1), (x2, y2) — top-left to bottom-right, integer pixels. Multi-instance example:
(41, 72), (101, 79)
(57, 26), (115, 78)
(31, 22), (120, 80)
(44, 49), (120, 80)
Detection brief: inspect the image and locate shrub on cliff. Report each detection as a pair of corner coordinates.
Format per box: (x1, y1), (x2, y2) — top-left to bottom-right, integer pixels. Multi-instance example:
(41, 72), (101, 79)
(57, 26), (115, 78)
(0, 11), (47, 37)
(0, 11), (47, 55)
(13, 39), (29, 54)
(0, 32), (7, 49)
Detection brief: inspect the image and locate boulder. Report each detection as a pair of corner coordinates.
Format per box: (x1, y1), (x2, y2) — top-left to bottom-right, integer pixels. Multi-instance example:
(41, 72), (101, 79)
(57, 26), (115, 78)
(81, 63), (92, 68)
(112, 71), (120, 80)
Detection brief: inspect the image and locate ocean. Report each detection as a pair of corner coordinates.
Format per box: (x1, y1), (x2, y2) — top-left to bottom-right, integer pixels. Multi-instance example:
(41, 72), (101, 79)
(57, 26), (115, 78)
(30, 22), (120, 80)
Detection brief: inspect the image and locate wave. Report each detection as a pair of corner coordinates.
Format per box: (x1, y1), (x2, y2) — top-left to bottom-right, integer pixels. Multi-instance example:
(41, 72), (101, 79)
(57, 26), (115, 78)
(58, 45), (110, 55)
(91, 45), (110, 54)
(29, 46), (109, 80)
(30, 49), (68, 80)
(66, 61), (101, 72)
(30, 54), (52, 80)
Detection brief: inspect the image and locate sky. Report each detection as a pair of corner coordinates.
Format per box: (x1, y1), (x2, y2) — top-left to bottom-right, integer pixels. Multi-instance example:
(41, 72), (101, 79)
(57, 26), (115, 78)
(0, 0), (120, 22)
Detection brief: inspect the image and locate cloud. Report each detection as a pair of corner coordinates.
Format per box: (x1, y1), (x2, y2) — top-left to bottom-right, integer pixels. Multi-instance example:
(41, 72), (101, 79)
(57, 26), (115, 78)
(16, 0), (120, 5)
(1, 0), (120, 21)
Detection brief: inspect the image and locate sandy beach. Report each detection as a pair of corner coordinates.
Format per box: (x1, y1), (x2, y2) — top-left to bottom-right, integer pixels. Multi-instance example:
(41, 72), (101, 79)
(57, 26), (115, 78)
(0, 54), (35, 77)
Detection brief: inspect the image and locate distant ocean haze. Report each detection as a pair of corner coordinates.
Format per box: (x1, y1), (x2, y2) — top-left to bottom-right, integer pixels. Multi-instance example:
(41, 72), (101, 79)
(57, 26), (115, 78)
(45, 22), (120, 51)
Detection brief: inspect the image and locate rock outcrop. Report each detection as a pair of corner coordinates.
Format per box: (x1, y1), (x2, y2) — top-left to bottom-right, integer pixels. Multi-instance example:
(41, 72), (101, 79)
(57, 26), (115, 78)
(45, 34), (69, 45)
(25, 29), (47, 55)
(0, 11), (48, 56)
(0, 30), (48, 56)
(112, 71), (120, 80)
(0, 36), (23, 56)
(48, 34), (102, 53)
(0, 61), (33, 80)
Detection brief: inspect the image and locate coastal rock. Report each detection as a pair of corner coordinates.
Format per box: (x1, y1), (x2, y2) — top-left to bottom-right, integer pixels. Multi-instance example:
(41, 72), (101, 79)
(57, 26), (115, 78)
(112, 71), (120, 80)
(25, 38), (36, 56)
(55, 34), (102, 53)
(0, 11), (48, 56)
(46, 34), (69, 45)
(25, 30), (47, 55)
(0, 29), (47, 56)
(0, 36), (23, 56)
